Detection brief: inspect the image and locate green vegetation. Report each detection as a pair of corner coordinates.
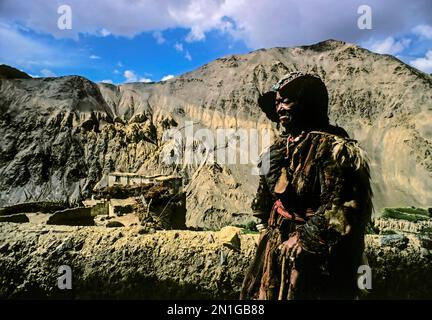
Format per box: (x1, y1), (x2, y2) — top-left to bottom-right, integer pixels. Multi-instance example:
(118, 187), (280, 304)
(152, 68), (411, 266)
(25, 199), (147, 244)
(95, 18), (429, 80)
(379, 229), (397, 235)
(235, 220), (259, 234)
(381, 207), (431, 222)
(421, 227), (432, 235)
(365, 222), (379, 234)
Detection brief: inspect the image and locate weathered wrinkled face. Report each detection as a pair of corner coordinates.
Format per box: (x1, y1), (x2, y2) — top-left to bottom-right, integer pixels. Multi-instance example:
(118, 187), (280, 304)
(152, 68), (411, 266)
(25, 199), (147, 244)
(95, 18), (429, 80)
(275, 90), (303, 130)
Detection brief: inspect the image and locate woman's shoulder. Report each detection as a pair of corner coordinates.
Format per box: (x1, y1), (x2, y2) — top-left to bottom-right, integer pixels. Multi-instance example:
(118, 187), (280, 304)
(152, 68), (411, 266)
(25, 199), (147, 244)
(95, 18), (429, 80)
(304, 129), (368, 171)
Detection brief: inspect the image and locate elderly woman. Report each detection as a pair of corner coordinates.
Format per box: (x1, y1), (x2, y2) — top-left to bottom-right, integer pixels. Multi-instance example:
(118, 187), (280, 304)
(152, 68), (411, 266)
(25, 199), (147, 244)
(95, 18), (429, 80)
(240, 72), (372, 300)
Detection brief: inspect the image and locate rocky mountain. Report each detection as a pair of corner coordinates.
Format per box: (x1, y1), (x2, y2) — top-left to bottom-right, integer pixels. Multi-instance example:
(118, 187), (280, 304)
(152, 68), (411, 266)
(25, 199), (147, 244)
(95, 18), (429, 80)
(1, 40), (431, 229)
(0, 65), (31, 80)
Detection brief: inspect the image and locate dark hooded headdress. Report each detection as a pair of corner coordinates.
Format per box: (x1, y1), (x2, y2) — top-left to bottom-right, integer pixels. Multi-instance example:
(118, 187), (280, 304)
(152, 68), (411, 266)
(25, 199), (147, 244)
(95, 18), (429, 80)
(258, 72), (330, 129)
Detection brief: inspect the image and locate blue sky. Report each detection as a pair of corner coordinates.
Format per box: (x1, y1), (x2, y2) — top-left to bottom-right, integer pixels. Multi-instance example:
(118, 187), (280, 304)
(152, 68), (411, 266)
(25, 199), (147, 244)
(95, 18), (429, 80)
(0, 0), (431, 83)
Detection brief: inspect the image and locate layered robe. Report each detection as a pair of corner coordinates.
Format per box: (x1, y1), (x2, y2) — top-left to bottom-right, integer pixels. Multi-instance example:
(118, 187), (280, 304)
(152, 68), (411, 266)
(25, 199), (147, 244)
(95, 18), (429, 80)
(240, 128), (372, 300)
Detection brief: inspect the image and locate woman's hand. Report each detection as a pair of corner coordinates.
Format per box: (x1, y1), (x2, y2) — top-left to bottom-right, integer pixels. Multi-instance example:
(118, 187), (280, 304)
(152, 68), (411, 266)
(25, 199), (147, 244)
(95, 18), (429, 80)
(279, 231), (302, 263)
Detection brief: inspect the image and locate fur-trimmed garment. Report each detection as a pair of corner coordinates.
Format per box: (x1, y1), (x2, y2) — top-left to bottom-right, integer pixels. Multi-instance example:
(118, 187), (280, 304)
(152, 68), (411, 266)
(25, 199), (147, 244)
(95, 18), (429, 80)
(240, 130), (372, 300)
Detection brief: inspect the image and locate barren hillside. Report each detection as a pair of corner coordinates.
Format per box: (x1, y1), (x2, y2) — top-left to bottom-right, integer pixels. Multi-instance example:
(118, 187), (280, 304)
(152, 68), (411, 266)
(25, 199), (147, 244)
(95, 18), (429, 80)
(1, 40), (431, 229)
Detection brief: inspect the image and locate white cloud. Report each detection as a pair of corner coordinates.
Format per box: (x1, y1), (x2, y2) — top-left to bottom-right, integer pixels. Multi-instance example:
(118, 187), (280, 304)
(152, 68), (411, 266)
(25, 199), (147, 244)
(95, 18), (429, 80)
(153, 31), (165, 44)
(113, 69), (120, 74)
(412, 24), (432, 39)
(100, 79), (114, 84)
(2, 0), (430, 49)
(40, 68), (56, 77)
(161, 74), (174, 81)
(124, 70), (137, 82)
(100, 28), (111, 37)
(89, 55), (101, 59)
(174, 42), (183, 52)
(1, 1), (432, 50)
(117, 61), (123, 67)
(139, 77), (152, 83)
(410, 51), (432, 73)
(185, 26), (206, 42)
(366, 37), (411, 55)
(185, 51), (192, 61)
(124, 70), (152, 83)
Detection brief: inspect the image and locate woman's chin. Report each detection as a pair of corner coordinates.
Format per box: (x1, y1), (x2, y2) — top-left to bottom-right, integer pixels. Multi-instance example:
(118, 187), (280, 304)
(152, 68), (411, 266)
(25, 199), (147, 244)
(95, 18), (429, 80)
(279, 117), (290, 127)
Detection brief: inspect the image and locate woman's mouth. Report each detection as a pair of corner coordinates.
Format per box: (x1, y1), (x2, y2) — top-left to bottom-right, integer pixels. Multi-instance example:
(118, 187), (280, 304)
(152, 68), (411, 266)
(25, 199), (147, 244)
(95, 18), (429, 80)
(278, 109), (290, 119)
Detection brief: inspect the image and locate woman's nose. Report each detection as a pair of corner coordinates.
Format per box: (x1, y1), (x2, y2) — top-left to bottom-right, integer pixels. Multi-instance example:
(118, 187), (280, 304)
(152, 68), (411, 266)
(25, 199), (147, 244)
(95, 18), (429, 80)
(277, 102), (293, 112)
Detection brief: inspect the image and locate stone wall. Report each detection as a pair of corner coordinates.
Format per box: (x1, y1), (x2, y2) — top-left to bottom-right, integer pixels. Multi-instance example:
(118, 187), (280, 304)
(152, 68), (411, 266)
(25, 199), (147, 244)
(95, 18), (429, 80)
(0, 220), (431, 299)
